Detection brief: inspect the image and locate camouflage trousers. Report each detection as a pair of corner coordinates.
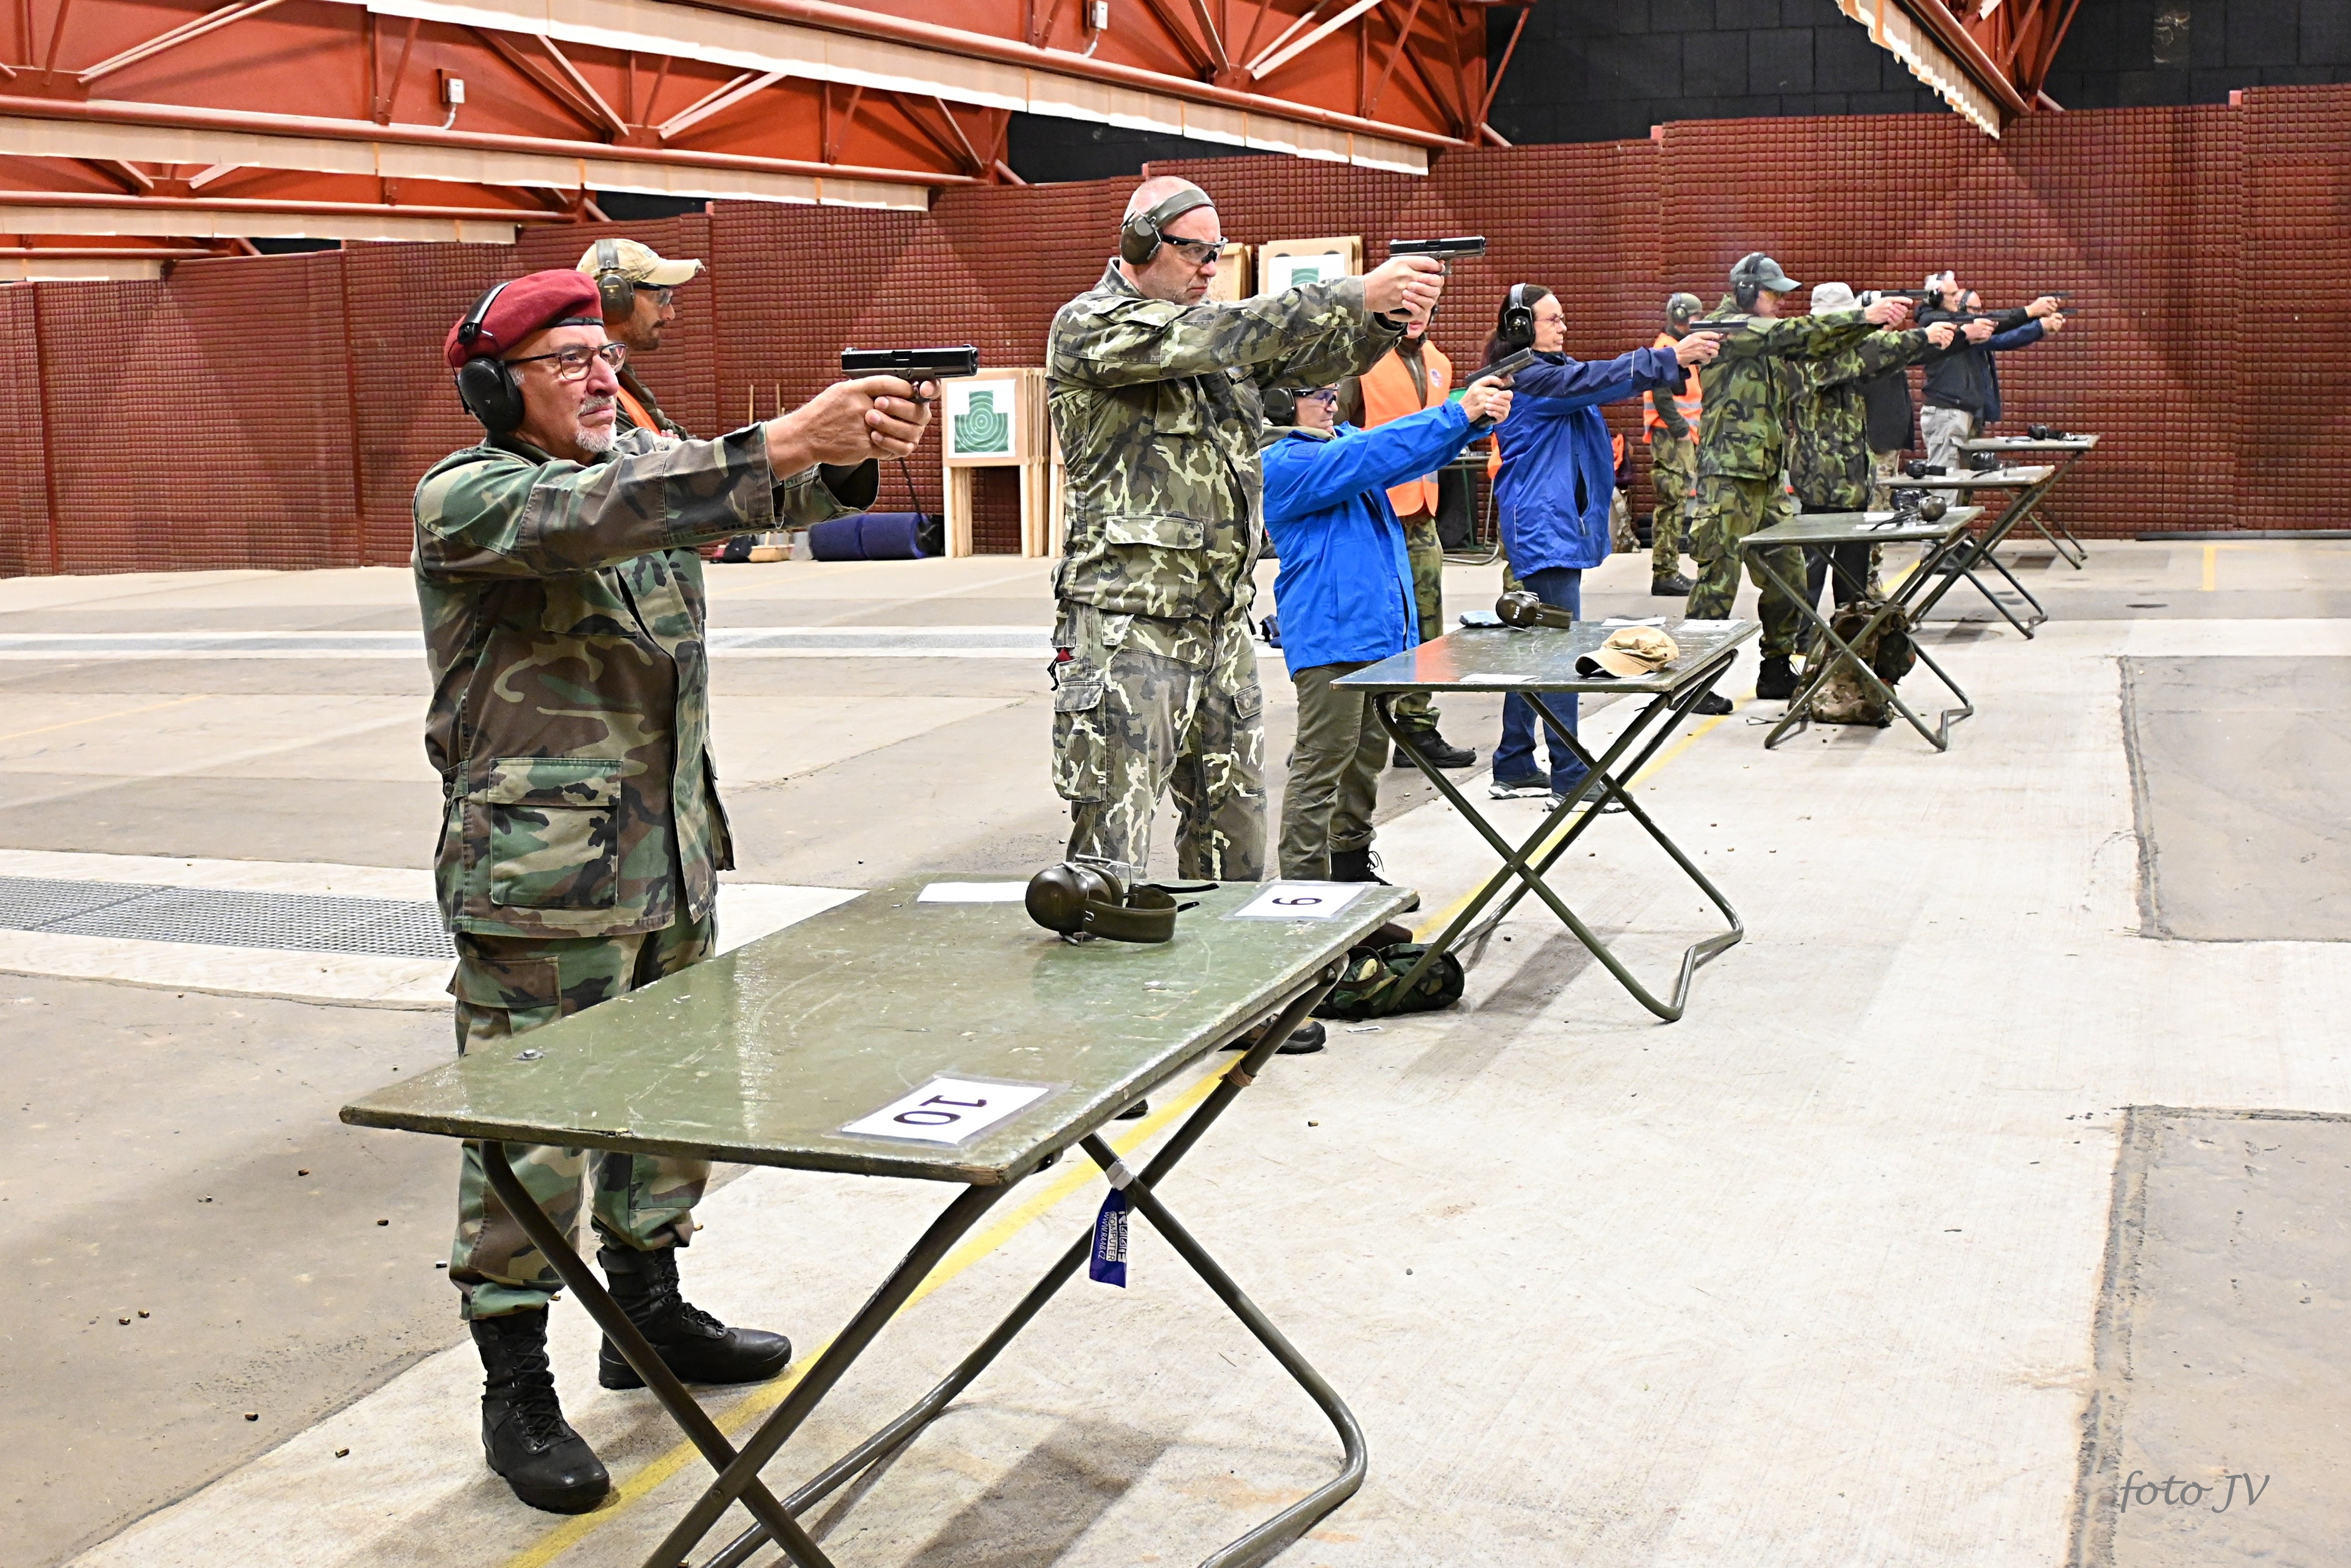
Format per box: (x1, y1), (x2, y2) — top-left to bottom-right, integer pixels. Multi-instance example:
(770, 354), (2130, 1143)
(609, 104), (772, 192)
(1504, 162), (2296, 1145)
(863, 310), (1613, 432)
(1391, 516), (1444, 734)
(1649, 433), (1696, 577)
(447, 911), (714, 1319)
(1686, 472), (1805, 660)
(1052, 602), (1265, 884)
(1609, 488), (1639, 555)
(1278, 660), (1384, 879)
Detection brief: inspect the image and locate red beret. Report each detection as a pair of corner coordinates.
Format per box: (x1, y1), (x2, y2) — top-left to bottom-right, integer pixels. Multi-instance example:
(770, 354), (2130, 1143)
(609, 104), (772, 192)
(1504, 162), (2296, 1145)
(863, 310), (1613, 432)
(443, 270), (605, 368)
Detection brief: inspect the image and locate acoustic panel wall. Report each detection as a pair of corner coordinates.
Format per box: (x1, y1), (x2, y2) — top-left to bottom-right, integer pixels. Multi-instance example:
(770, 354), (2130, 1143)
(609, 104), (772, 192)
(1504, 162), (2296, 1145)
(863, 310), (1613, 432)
(38, 255), (357, 574)
(0, 288), (50, 577)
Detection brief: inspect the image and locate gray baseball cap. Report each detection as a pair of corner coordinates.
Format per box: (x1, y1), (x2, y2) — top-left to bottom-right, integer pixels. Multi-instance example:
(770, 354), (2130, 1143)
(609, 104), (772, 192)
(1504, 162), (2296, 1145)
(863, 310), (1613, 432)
(1666, 292), (1704, 321)
(1731, 251), (1801, 294)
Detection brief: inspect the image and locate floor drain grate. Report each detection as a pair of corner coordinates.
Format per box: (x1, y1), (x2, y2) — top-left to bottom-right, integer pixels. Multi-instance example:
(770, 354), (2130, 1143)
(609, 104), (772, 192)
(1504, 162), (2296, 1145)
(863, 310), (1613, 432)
(0, 875), (453, 959)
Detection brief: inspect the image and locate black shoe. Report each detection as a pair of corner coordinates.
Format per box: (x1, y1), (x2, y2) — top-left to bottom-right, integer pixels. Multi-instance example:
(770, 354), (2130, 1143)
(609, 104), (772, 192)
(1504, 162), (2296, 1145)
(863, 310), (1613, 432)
(1755, 655), (1798, 701)
(1222, 1018), (1327, 1054)
(1651, 573), (1693, 596)
(472, 1310), (610, 1515)
(596, 1243), (792, 1390)
(1115, 1100), (1149, 1120)
(1691, 690), (1733, 716)
(1392, 730), (1477, 769)
(1327, 847), (1422, 911)
(1278, 1019), (1327, 1054)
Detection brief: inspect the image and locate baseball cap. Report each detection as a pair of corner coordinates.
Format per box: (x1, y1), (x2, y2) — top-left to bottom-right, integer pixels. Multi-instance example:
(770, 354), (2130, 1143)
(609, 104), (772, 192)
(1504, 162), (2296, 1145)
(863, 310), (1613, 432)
(1666, 292), (1703, 322)
(1809, 281), (1856, 312)
(1576, 626), (1681, 679)
(576, 237), (704, 288)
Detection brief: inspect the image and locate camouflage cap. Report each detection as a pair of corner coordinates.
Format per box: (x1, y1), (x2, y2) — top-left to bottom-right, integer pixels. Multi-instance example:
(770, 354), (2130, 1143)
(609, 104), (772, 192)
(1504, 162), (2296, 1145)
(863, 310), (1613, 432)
(1666, 292), (1704, 322)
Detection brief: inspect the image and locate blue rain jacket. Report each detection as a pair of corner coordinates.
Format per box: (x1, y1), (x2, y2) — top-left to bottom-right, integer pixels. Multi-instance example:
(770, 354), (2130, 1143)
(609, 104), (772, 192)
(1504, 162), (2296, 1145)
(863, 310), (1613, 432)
(1494, 347), (1684, 575)
(1262, 401), (1481, 675)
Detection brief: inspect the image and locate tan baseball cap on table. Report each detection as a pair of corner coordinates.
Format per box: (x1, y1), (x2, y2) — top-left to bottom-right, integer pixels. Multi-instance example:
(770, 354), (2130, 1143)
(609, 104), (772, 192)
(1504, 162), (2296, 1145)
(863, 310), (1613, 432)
(1577, 626), (1681, 679)
(575, 237), (704, 287)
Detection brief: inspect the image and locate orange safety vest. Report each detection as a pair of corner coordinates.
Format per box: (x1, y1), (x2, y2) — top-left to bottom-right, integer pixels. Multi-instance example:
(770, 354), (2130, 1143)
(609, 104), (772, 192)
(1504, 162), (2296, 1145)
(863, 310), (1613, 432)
(1642, 332), (1701, 443)
(1358, 342), (1453, 517)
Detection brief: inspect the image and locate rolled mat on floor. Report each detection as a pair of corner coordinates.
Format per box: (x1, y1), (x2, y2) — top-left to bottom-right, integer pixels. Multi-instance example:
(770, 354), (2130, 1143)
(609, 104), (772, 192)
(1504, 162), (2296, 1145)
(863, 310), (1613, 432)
(807, 512), (943, 560)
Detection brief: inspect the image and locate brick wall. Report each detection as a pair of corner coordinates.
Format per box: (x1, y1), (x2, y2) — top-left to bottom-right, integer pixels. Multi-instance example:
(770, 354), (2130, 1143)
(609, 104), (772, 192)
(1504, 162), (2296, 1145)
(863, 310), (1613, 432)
(0, 91), (2343, 578)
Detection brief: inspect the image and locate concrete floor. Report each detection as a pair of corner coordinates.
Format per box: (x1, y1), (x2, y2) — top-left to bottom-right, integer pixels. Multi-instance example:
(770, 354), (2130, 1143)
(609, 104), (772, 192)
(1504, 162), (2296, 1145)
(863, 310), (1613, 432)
(3, 536), (2347, 1567)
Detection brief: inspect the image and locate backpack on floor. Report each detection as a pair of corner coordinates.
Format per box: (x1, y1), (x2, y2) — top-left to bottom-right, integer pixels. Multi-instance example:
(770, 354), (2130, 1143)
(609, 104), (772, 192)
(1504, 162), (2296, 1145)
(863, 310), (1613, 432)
(1807, 601), (1916, 727)
(1313, 941), (1465, 1019)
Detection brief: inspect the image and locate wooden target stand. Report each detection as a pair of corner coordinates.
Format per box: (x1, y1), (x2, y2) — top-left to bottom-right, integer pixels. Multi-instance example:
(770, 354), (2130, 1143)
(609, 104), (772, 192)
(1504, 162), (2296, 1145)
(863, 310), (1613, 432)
(941, 367), (1051, 557)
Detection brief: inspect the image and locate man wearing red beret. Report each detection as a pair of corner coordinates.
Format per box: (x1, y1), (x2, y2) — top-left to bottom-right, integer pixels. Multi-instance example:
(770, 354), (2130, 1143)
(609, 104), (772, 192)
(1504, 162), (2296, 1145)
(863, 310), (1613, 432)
(417, 268), (933, 1515)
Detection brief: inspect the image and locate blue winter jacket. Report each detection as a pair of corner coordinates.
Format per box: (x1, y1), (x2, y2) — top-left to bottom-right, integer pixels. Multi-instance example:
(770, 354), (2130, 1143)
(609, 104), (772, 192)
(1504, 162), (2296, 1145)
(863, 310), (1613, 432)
(1494, 347), (1685, 575)
(1263, 401), (1481, 675)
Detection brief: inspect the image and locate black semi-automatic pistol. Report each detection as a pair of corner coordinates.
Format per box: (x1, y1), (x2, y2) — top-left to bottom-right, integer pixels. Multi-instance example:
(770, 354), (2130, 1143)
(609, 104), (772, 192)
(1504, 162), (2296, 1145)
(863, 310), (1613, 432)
(1463, 345), (1535, 387)
(1388, 236), (1487, 261)
(840, 346), (979, 391)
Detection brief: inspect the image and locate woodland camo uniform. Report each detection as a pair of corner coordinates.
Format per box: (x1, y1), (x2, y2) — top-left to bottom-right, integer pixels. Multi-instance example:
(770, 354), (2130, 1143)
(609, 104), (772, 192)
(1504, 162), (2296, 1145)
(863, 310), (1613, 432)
(413, 423), (871, 1318)
(1683, 295), (1884, 657)
(1046, 259), (1403, 884)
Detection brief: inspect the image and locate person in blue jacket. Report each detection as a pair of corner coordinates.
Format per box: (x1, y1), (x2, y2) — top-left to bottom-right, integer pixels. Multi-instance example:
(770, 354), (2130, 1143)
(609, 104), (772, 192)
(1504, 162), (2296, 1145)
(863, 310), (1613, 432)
(1262, 375), (1513, 882)
(1485, 285), (1721, 801)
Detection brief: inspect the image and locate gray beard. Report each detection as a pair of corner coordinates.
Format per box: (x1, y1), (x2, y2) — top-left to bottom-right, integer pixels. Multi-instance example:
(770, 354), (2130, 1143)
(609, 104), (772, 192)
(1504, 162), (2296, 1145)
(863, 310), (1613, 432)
(575, 420), (616, 455)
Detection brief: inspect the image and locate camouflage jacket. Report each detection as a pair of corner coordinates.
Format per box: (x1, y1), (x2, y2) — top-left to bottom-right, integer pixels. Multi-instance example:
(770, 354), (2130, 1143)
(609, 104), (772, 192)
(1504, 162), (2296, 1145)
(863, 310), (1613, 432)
(1046, 260), (1401, 627)
(1694, 296), (1881, 482)
(1788, 328), (1931, 510)
(412, 427), (869, 938)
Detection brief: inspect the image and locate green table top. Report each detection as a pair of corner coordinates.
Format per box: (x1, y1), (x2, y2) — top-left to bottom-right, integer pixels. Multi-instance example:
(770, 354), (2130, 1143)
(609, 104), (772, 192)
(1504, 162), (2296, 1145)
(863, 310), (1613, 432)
(341, 877), (1409, 1185)
(1902, 465), (2056, 488)
(1961, 435), (2098, 451)
(1742, 505), (1981, 548)
(1334, 616), (1757, 697)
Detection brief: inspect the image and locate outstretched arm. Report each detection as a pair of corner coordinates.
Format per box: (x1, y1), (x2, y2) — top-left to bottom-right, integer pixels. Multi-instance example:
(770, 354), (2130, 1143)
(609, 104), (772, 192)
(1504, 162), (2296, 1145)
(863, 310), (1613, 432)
(1262, 403), (1477, 521)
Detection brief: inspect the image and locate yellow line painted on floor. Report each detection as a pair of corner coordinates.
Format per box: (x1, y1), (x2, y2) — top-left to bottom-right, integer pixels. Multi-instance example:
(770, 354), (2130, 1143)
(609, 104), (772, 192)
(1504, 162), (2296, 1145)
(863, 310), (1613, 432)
(0, 694), (205, 746)
(1409, 699), (1740, 943)
(2203, 543), (2218, 592)
(500, 1065), (1228, 1568)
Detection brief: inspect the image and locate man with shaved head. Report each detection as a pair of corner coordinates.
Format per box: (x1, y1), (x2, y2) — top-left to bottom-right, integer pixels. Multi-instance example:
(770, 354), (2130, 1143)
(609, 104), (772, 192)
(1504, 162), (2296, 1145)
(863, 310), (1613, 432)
(1045, 177), (1442, 1052)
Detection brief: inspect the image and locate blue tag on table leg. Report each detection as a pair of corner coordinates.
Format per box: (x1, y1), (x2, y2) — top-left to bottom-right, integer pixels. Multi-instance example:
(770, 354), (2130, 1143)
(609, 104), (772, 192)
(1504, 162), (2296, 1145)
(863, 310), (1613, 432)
(1089, 1187), (1130, 1287)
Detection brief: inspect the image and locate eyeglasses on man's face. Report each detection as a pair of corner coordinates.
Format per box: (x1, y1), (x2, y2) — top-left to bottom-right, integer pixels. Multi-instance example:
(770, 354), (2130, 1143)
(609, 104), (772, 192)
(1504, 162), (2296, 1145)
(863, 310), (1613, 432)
(1162, 236), (1228, 268)
(507, 342), (627, 382)
(634, 284), (676, 308)
(1301, 388), (1340, 405)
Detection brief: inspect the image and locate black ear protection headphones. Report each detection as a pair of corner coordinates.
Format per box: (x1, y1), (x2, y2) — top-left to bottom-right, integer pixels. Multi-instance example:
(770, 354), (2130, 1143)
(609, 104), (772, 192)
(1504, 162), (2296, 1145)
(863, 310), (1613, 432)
(592, 238), (635, 320)
(1119, 188), (1215, 266)
(1730, 253), (1768, 313)
(452, 282), (526, 435)
(1260, 385), (1299, 425)
(1025, 862), (1212, 944)
(1499, 283), (1535, 348)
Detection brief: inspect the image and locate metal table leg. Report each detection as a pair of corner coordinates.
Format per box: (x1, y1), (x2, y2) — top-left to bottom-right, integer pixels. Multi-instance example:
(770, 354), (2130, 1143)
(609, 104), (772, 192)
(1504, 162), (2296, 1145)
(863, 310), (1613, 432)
(682, 972), (1357, 1568)
(1744, 545), (1972, 752)
(1911, 483), (2056, 637)
(1368, 664), (1744, 1023)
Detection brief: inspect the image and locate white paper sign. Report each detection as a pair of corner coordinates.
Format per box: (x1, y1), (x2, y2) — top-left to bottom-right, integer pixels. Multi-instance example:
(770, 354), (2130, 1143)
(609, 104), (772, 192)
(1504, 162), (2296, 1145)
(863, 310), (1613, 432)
(916, 882), (1028, 904)
(1226, 881), (1369, 921)
(1599, 616), (1666, 627)
(838, 1076), (1055, 1145)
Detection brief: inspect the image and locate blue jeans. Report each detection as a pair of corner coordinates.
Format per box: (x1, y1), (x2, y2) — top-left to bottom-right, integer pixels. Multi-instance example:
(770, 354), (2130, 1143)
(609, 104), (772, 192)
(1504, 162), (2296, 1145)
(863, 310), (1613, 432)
(1492, 565), (1585, 792)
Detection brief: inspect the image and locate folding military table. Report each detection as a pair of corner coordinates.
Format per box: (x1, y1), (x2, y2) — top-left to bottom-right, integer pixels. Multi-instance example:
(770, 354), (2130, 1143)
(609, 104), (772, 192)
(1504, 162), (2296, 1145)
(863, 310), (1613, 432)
(1335, 615), (1754, 1023)
(1900, 465), (2060, 637)
(1735, 505), (1983, 752)
(1959, 433), (2098, 567)
(342, 874), (1410, 1568)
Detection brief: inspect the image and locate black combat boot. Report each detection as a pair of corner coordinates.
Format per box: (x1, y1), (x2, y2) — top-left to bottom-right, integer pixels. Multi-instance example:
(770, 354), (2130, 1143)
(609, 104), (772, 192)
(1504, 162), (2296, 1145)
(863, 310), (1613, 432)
(1392, 729), (1477, 769)
(1328, 846), (1374, 881)
(1651, 572), (1694, 596)
(1755, 655), (1798, 701)
(472, 1310), (610, 1515)
(1691, 691), (1734, 715)
(596, 1243), (793, 1390)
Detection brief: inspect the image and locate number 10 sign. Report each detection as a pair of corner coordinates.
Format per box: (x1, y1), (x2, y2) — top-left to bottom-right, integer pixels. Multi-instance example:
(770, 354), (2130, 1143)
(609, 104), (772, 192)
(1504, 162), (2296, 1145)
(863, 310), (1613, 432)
(837, 1076), (1057, 1146)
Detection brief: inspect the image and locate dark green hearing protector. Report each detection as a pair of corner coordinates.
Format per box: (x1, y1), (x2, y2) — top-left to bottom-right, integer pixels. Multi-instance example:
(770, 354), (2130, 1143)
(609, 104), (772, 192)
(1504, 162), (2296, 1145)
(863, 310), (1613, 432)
(1026, 862), (1211, 943)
